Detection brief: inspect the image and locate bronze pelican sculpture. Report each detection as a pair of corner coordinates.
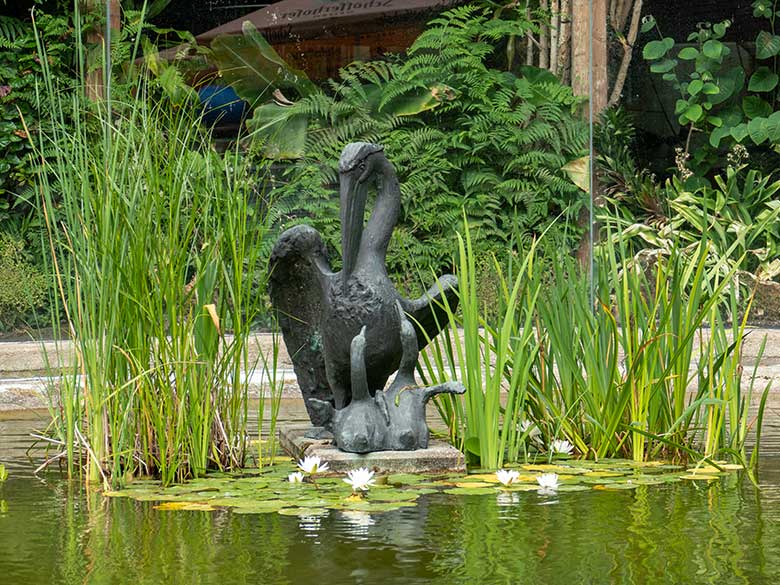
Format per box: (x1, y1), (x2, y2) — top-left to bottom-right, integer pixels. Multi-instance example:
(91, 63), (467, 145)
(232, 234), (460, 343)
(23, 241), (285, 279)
(269, 142), (458, 430)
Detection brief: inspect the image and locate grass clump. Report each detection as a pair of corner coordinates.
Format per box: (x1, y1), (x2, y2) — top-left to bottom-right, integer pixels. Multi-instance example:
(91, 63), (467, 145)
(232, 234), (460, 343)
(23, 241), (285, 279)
(422, 227), (769, 474)
(29, 23), (273, 487)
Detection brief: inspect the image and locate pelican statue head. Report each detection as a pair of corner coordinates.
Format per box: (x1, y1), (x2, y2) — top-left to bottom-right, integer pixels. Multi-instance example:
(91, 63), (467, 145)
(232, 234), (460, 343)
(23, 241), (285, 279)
(339, 142), (386, 281)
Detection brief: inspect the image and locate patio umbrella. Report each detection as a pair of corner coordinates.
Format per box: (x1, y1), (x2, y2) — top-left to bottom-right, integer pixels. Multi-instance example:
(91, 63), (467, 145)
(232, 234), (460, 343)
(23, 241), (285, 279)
(195, 0), (461, 43)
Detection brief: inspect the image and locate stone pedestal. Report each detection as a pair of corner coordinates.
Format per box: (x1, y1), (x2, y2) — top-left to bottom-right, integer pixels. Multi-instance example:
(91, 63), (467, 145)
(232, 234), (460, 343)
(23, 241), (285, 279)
(278, 424), (466, 474)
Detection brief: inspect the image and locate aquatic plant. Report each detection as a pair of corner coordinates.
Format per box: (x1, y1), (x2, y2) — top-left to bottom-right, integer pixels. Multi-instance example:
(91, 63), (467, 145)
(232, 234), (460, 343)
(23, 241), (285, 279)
(288, 472), (304, 483)
(421, 225), (769, 471)
(297, 456), (329, 475)
(0, 463), (7, 482)
(495, 469), (520, 487)
(536, 473), (559, 490)
(106, 458), (748, 518)
(550, 440), (574, 456)
(343, 468), (376, 493)
(419, 218), (542, 470)
(28, 12), (274, 488)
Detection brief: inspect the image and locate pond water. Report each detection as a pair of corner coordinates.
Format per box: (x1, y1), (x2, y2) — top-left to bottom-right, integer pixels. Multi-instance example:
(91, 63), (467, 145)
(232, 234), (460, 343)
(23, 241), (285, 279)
(2, 410), (780, 585)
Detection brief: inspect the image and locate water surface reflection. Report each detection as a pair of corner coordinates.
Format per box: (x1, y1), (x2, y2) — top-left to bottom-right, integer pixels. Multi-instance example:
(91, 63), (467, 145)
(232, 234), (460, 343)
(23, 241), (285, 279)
(2, 414), (780, 584)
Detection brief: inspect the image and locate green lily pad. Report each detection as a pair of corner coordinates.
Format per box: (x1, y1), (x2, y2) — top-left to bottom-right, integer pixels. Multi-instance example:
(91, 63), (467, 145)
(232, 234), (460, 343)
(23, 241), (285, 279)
(210, 497), (283, 509)
(558, 467), (593, 475)
(368, 490), (421, 502)
(594, 483), (638, 490)
(386, 473), (429, 485)
(583, 471), (626, 478)
(632, 477), (666, 485)
(503, 484), (540, 492)
(154, 501), (216, 511)
(555, 484), (591, 492)
(581, 476), (618, 484)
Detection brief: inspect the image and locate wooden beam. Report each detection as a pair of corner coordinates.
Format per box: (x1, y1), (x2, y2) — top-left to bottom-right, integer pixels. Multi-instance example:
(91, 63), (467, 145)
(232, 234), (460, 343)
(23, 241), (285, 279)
(571, 0), (608, 115)
(85, 0), (121, 101)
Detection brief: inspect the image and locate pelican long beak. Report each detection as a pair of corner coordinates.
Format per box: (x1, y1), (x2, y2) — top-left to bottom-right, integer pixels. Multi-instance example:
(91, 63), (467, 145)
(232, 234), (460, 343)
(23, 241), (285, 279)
(340, 170), (369, 285)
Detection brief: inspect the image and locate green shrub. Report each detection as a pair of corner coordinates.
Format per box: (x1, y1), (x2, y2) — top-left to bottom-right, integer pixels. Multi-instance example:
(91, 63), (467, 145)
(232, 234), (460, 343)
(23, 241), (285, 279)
(212, 5), (588, 279)
(0, 232), (48, 330)
(0, 11), (74, 211)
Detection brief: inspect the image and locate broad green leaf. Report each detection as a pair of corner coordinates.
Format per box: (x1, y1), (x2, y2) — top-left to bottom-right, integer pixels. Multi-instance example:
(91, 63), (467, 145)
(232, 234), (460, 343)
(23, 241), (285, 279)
(756, 30), (780, 59)
(678, 46), (699, 60)
(643, 38), (673, 60)
(765, 110), (780, 142)
(749, 67), (779, 92)
(247, 102), (308, 159)
(730, 122), (749, 142)
(687, 79), (703, 96)
(754, 0), (772, 19)
(210, 23), (316, 104)
(711, 67), (744, 105)
(650, 58), (677, 73)
(680, 103), (703, 123)
(743, 95), (773, 119)
(709, 125), (731, 148)
(748, 117), (770, 144)
(713, 21), (730, 38)
(464, 436), (481, 456)
(702, 39), (724, 60)
(561, 156), (590, 192)
(707, 116), (723, 127)
(640, 15), (656, 33)
(517, 65), (559, 84)
(702, 82), (720, 95)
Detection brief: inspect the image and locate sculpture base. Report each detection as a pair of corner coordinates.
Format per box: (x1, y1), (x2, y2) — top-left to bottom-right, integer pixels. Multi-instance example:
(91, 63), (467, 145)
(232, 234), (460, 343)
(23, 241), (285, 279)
(278, 424), (466, 474)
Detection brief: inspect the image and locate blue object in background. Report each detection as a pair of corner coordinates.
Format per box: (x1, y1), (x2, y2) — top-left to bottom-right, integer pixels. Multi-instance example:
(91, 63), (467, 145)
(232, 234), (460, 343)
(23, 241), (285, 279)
(197, 85), (248, 126)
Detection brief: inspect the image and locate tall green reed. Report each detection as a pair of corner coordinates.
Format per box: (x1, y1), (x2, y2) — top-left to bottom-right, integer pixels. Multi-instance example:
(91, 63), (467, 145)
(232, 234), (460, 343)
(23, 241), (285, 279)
(421, 228), (768, 471)
(420, 222), (542, 470)
(29, 19), (273, 487)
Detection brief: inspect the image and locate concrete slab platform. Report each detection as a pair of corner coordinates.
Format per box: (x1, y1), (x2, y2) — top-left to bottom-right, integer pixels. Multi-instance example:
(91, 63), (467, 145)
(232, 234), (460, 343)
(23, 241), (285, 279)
(278, 423), (466, 474)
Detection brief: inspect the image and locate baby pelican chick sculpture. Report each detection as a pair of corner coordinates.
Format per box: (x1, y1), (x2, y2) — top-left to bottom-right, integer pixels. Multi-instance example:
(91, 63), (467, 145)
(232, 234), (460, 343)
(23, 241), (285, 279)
(310, 303), (466, 453)
(269, 142), (460, 446)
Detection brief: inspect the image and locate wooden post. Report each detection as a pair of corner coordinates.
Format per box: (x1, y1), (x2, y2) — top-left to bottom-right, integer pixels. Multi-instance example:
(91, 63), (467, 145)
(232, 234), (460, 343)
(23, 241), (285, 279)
(85, 0), (121, 101)
(571, 0), (608, 268)
(571, 0), (608, 114)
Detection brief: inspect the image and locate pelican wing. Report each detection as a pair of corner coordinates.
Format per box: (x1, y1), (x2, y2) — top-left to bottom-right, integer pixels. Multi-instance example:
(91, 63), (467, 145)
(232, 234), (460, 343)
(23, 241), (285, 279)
(269, 225), (334, 426)
(401, 274), (459, 350)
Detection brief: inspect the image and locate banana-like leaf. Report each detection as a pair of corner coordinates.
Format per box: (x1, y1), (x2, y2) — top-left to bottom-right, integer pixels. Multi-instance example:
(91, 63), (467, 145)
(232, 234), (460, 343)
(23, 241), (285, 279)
(247, 102), (308, 159)
(210, 22), (316, 105)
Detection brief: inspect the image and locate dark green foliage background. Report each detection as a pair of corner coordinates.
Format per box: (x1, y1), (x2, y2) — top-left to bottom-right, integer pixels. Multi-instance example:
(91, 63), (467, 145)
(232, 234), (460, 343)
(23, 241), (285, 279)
(265, 6), (588, 283)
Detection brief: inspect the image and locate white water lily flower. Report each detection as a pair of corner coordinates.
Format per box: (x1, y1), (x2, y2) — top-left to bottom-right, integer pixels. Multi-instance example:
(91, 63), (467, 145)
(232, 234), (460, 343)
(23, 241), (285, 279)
(495, 469), (520, 487)
(536, 473), (559, 490)
(519, 420), (541, 438)
(551, 439), (574, 455)
(298, 455), (329, 474)
(343, 467), (376, 492)
(288, 471), (305, 483)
